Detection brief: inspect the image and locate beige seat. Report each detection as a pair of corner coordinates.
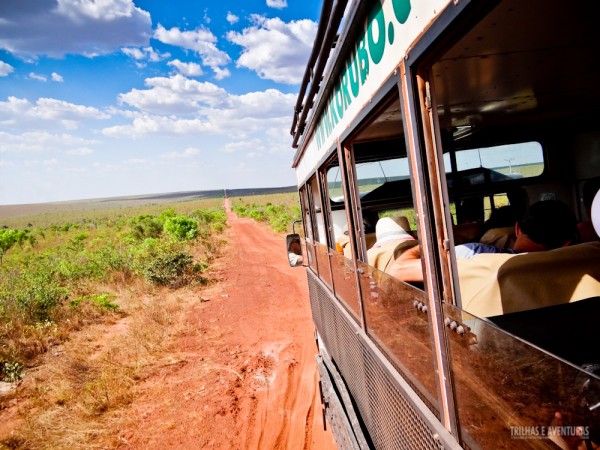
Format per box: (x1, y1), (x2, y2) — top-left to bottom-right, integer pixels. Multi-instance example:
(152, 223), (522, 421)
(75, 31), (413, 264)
(457, 242), (600, 317)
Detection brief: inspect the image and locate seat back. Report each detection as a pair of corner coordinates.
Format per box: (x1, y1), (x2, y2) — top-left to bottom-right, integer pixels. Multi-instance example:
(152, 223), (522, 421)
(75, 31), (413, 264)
(457, 242), (600, 317)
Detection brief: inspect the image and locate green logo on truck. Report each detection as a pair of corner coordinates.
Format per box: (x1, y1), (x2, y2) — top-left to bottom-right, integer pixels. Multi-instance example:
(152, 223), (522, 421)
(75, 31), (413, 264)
(315, 0), (411, 151)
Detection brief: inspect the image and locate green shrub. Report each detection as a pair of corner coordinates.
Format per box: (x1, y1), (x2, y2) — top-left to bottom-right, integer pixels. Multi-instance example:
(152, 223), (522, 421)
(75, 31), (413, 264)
(1, 361), (24, 382)
(141, 251), (194, 286)
(232, 201), (301, 233)
(131, 239), (195, 286)
(128, 214), (163, 241)
(71, 293), (119, 311)
(12, 269), (69, 322)
(163, 216), (198, 241)
(90, 244), (126, 273)
(0, 229), (18, 265)
(0, 228), (36, 265)
(191, 208), (227, 232)
(67, 232), (88, 252)
(158, 209), (176, 225)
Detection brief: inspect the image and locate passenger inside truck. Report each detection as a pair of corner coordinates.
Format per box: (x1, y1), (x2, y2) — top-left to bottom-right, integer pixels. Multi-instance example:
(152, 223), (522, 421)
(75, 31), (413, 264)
(366, 216), (417, 273)
(388, 198), (600, 315)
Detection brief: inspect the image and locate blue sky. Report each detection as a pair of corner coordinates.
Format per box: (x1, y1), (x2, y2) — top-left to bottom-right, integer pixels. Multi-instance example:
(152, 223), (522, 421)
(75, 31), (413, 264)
(0, 0), (322, 205)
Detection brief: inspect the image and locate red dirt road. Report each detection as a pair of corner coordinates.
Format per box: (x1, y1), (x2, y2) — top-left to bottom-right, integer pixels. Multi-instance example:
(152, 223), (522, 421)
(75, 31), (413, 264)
(116, 199), (337, 449)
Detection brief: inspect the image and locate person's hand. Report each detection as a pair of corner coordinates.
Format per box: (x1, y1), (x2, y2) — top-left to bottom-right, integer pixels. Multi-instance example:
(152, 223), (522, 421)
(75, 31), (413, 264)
(547, 411), (598, 450)
(547, 412), (570, 450)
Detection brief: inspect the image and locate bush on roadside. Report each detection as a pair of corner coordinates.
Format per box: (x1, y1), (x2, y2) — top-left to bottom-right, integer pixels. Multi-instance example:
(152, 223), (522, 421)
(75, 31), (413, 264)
(10, 267), (69, 323)
(0, 228), (36, 265)
(191, 208), (227, 234)
(70, 293), (119, 312)
(128, 214), (163, 241)
(130, 239), (195, 287)
(163, 215), (198, 241)
(233, 201), (301, 233)
(0, 203), (226, 396)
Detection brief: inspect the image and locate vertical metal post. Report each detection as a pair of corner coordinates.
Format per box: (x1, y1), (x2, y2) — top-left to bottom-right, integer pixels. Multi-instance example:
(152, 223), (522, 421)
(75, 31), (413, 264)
(336, 138), (367, 331)
(318, 168), (337, 292)
(399, 59), (461, 441)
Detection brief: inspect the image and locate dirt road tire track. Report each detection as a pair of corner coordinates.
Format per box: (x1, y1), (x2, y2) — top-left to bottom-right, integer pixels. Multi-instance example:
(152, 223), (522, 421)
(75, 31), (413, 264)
(116, 199), (336, 449)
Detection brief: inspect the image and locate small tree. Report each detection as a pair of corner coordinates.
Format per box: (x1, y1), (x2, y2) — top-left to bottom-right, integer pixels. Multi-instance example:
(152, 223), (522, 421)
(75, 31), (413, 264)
(0, 229), (36, 265)
(129, 214), (163, 241)
(0, 229), (18, 265)
(163, 216), (198, 241)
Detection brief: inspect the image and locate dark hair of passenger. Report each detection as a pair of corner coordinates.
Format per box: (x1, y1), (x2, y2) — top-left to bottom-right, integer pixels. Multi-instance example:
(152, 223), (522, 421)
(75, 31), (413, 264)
(483, 205), (518, 231)
(582, 177), (600, 209)
(518, 200), (578, 249)
(506, 186), (529, 221)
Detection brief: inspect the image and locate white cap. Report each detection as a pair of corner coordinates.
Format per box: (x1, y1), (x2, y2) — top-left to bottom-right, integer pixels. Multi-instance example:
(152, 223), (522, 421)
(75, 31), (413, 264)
(375, 216), (413, 243)
(591, 189), (600, 236)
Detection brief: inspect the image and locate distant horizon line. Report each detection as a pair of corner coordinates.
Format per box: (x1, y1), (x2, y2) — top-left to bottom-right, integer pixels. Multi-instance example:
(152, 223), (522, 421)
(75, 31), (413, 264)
(0, 185), (298, 208)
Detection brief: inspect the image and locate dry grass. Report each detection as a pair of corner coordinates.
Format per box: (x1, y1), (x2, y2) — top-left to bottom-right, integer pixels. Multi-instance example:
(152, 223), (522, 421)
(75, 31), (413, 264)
(0, 193), (233, 448)
(0, 230), (226, 450)
(230, 191), (299, 209)
(2, 282), (197, 450)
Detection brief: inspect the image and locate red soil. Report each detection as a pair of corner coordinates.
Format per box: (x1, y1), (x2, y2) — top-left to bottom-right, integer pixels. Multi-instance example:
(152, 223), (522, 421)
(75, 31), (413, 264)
(114, 199), (337, 449)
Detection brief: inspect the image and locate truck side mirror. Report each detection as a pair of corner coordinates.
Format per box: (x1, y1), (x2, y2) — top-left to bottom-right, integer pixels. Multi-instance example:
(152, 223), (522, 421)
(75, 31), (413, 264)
(286, 233), (304, 267)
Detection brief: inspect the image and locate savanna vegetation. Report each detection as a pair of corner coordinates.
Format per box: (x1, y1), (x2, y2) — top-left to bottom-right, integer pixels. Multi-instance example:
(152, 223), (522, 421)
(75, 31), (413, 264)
(230, 192), (302, 233)
(0, 197), (226, 449)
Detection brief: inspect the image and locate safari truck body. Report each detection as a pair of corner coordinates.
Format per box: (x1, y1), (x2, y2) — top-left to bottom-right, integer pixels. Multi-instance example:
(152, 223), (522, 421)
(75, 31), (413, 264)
(287, 0), (600, 448)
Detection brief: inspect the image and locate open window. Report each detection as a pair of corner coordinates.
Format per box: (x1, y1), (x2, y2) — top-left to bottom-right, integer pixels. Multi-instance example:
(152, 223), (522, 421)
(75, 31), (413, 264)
(414, 0), (600, 445)
(325, 90), (443, 418)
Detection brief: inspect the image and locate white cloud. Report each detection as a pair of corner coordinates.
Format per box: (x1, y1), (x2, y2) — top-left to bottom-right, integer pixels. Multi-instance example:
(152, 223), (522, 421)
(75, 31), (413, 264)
(23, 158), (58, 169)
(161, 147), (201, 159)
(102, 115), (214, 138)
(122, 46), (169, 62)
(105, 82), (295, 139)
(43, 158), (59, 167)
(0, 61), (14, 77)
(0, 0), (152, 57)
(35, 98), (110, 121)
(212, 67), (231, 80)
(0, 96), (110, 130)
(0, 130), (99, 154)
(121, 47), (144, 59)
(154, 24), (231, 79)
(57, 0), (139, 21)
(226, 12), (239, 24)
(51, 72), (64, 82)
(227, 16), (317, 84)
(63, 166), (90, 174)
(28, 72), (47, 82)
(223, 138), (262, 153)
(227, 89), (295, 118)
(117, 74), (228, 114)
(167, 59), (203, 77)
(92, 162), (121, 172)
(65, 147), (93, 155)
(0, 159), (15, 167)
(123, 158), (151, 166)
(266, 0), (288, 9)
